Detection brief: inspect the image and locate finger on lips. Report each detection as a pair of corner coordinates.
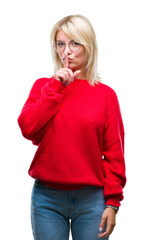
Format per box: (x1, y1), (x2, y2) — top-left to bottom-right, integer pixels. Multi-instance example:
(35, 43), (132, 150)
(64, 55), (69, 68)
(55, 54), (80, 84)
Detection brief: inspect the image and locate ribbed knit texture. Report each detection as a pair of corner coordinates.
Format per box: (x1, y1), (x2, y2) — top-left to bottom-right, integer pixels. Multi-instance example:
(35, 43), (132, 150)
(18, 76), (126, 206)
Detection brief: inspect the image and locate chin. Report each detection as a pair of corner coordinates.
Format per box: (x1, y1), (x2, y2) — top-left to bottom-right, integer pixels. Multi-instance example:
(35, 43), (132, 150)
(69, 64), (78, 72)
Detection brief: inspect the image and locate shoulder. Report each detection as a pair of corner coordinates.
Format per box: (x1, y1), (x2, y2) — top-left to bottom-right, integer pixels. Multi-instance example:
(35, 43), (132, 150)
(97, 82), (118, 99)
(97, 82), (116, 93)
(29, 76), (53, 94)
(32, 76), (53, 88)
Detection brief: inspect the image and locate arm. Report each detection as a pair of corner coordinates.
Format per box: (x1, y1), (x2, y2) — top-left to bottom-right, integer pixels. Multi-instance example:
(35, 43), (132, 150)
(17, 77), (67, 145)
(103, 88), (126, 207)
(98, 88), (126, 238)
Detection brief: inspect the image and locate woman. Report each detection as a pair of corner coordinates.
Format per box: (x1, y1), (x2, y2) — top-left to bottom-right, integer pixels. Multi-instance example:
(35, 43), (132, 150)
(18, 14), (126, 240)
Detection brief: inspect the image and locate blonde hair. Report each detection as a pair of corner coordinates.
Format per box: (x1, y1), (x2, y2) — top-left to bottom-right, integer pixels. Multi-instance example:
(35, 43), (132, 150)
(50, 14), (101, 86)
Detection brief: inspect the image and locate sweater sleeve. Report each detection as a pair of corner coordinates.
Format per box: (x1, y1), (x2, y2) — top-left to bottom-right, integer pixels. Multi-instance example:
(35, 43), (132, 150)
(17, 76), (67, 145)
(103, 88), (126, 207)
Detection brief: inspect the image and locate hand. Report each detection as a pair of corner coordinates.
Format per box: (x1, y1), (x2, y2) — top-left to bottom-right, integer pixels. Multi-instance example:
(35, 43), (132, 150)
(55, 55), (81, 86)
(98, 207), (116, 238)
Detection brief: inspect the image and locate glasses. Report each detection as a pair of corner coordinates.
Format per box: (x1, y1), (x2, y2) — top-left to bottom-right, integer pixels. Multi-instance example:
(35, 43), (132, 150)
(54, 40), (82, 53)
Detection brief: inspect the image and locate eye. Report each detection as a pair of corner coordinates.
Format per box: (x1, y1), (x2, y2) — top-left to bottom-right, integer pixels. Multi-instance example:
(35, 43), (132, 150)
(71, 41), (80, 46)
(56, 41), (65, 48)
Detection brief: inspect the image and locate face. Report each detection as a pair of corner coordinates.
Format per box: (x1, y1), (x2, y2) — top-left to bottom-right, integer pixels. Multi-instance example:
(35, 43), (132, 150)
(56, 30), (86, 73)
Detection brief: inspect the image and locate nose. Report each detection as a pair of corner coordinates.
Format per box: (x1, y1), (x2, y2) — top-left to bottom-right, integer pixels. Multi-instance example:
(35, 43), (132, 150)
(64, 43), (71, 55)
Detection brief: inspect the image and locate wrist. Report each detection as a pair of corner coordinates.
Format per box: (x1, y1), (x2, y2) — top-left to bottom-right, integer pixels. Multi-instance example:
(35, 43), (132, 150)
(106, 205), (119, 213)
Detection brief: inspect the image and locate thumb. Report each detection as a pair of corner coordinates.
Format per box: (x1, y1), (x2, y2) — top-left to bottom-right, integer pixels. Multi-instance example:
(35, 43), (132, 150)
(73, 70), (81, 78)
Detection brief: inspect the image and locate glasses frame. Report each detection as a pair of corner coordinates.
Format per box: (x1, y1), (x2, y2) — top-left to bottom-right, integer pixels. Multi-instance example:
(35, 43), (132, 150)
(54, 40), (82, 53)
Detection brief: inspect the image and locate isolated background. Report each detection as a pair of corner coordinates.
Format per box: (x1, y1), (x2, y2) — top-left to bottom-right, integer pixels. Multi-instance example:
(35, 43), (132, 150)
(0, 0), (144, 239)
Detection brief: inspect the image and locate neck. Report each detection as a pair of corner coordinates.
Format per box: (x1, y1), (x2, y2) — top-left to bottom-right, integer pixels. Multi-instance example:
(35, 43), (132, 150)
(75, 70), (87, 80)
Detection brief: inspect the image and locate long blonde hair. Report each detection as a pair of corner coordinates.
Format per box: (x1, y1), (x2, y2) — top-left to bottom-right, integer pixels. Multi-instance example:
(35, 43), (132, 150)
(50, 14), (101, 86)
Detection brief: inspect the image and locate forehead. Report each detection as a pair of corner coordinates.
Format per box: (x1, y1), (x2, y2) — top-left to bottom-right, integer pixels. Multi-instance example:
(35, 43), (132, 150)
(56, 30), (73, 41)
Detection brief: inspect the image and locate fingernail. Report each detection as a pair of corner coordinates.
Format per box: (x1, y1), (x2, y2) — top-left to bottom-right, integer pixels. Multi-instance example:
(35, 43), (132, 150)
(99, 227), (103, 232)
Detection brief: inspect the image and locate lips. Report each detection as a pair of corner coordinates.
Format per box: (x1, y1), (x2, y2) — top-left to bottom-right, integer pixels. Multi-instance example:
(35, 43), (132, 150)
(63, 57), (73, 61)
(68, 59), (73, 63)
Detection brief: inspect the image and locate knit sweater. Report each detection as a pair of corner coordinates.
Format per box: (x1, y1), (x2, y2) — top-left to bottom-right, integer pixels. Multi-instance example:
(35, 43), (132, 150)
(18, 76), (126, 206)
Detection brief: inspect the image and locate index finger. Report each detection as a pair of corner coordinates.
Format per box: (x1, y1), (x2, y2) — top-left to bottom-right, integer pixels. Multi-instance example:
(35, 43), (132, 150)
(63, 55), (69, 68)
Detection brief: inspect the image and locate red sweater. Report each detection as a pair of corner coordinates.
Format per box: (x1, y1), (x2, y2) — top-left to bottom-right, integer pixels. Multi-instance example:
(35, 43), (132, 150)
(18, 77), (126, 206)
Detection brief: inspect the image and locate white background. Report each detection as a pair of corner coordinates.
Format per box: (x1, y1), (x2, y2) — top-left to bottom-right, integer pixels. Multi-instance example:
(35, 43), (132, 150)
(0, 0), (144, 239)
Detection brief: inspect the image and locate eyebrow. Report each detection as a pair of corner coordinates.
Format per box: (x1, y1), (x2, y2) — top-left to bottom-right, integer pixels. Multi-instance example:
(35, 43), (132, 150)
(56, 40), (65, 42)
(56, 40), (79, 43)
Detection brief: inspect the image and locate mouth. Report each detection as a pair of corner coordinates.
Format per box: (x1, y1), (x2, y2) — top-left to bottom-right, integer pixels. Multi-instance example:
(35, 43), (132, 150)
(63, 57), (73, 61)
(68, 58), (73, 62)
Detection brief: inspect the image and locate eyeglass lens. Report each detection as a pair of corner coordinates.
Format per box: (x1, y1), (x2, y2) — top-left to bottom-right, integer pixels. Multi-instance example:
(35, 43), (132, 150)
(55, 40), (81, 52)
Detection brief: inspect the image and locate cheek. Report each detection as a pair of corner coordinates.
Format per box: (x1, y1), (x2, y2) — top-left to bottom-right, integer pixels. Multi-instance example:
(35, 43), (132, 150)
(75, 50), (87, 66)
(74, 49), (86, 60)
(77, 48), (84, 56)
(57, 52), (65, 64)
